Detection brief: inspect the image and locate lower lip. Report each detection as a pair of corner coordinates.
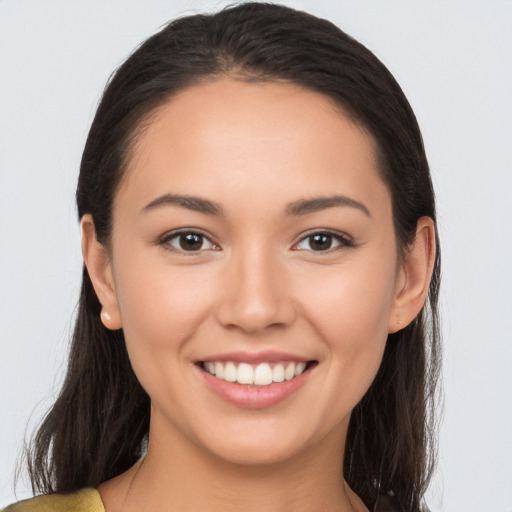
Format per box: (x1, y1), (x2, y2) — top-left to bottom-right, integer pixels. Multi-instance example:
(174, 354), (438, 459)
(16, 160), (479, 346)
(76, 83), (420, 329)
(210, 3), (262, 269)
(198, 364), (314, 409)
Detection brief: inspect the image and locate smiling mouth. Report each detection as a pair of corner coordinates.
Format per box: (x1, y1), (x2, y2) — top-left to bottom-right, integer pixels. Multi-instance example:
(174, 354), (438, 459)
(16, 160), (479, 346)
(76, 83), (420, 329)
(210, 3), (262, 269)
(198, 360), (318, 387)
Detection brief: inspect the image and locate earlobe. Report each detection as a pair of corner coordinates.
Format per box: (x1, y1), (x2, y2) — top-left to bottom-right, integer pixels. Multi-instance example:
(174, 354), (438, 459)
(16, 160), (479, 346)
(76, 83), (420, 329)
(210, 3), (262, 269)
(81, 214), (122, 330)
(388, 216), (436, 333)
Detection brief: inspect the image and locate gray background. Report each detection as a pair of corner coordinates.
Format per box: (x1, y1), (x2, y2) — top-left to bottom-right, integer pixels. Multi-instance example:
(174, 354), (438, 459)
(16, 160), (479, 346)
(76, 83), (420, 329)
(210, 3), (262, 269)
(1, 1), (511, 510)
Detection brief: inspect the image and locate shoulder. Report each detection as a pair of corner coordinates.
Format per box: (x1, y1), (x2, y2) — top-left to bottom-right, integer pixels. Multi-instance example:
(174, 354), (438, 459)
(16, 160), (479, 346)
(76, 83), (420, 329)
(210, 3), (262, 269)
(2, 488), (105, 512)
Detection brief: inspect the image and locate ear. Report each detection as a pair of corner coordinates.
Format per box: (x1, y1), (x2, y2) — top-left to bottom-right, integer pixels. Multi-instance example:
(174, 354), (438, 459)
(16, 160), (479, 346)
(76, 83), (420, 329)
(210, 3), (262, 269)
(388, 216), (436, 333)
(81, 214), (122, 330)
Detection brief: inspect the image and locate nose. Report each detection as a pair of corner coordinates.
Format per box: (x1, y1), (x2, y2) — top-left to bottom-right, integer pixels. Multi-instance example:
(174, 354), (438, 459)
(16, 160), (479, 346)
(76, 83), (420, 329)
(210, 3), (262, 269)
(215, 246), (297, 333)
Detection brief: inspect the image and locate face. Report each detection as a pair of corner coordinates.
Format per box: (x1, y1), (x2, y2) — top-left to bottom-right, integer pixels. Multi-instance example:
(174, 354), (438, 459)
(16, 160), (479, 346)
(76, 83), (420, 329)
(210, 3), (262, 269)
(104, 79), (403, 465)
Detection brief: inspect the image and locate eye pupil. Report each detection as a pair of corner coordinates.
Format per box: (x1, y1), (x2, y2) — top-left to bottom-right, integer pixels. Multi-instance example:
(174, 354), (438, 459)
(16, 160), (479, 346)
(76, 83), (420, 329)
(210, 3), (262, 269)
(180, 233), (203, 251)
(310, 234), (332, 251)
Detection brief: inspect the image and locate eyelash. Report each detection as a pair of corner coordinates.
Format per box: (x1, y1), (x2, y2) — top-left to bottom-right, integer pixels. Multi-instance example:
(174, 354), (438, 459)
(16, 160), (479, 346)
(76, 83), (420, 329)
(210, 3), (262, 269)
(158, 229), (354, 255)
(293, 229), (354, 253)
(158, 229), (219, 255)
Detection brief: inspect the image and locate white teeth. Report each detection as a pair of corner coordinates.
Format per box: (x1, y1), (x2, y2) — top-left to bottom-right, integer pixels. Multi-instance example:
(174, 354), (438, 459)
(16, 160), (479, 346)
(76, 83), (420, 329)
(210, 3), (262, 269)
(214, 362), (224, 379)
(272, 363), (285, 383)
(284, 362), (295, 380)
(254, 363), (273, 386)
(237, 363), (254, 384)
(224, 362), (237, 382)
(295, 362), (306, 376)
(203, 360), (310, 386)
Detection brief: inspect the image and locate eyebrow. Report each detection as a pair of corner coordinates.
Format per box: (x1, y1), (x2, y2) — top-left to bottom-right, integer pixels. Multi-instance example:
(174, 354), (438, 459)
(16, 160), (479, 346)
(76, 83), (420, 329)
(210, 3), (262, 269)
(141, 193), (371, 218)
(141, 194), (224, 216)
(285, 195), (371, 218)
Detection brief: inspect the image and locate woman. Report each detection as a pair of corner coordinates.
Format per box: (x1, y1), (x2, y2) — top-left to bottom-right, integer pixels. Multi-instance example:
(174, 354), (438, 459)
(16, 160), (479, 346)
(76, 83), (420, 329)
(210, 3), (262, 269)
(4, 2), (440, 511)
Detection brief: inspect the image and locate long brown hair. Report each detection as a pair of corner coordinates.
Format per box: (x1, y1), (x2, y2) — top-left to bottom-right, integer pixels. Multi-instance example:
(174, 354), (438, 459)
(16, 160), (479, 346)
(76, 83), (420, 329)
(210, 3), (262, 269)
(26, 3), (441, 511)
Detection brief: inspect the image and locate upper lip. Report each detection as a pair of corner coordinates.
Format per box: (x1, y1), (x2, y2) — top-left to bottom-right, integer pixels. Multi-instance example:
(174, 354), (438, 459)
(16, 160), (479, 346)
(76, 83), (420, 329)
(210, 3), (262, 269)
(198, 350), (314, 364)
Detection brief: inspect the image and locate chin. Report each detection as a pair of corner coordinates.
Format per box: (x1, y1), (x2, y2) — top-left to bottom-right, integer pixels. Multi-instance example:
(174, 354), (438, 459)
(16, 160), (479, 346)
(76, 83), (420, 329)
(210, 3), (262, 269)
(204, 435), (307, 467)
(191, 413), (342, 469)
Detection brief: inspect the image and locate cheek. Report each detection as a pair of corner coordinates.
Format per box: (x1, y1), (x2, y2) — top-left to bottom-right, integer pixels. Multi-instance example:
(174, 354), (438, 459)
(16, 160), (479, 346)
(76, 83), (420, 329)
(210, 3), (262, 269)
(302, 259), (397, 342)
(112, 254), (216, 385)
(299, 256), (397, 400)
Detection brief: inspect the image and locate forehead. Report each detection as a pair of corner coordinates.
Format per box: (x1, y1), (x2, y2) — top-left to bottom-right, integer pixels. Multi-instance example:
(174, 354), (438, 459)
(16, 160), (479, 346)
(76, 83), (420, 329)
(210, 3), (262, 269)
(116, 78), (389, 218)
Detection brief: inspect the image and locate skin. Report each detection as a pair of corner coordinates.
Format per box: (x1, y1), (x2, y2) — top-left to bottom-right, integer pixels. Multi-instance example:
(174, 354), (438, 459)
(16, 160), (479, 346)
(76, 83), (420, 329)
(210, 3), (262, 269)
(82, 78), (436, 512)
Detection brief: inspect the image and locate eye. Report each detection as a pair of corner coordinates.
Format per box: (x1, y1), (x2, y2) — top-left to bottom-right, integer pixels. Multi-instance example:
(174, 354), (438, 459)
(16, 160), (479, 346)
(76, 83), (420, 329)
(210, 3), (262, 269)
(160, 230), (218, 253)
(294, 231), (352, 252)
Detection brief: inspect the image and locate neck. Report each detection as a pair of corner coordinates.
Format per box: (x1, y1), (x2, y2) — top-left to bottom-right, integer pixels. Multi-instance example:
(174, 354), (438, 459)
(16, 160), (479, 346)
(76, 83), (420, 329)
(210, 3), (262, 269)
(99, 414), (367, 512)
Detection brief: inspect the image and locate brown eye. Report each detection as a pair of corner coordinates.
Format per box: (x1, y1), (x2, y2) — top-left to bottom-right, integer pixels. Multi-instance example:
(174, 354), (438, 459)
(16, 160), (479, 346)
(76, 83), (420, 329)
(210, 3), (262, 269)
(295, 231), (351, 252)
(179, 233), (204, 251)
(308, 234), (333, 251)
(163, 231), (217, 252)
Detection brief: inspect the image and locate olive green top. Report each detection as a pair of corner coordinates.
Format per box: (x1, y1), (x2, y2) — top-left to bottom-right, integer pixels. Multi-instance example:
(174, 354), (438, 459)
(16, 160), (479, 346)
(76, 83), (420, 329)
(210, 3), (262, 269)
(1, 488), (105, 512)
